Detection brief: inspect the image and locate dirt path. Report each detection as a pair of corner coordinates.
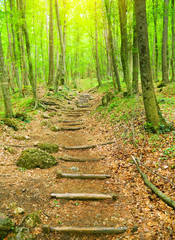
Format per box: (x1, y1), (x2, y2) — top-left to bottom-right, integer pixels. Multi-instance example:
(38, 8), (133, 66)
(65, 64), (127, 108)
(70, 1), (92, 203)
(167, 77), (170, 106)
(1, 92), (174, 240)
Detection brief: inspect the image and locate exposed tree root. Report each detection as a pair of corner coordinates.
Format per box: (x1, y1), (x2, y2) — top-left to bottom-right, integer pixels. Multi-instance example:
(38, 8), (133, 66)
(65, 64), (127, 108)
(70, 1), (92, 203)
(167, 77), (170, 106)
(132, 156), (175, 210)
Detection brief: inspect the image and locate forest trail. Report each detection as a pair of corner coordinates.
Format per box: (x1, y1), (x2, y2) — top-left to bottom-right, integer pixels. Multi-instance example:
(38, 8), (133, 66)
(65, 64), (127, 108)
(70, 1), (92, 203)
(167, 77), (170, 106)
(42, 93), (137, 239)
(1, 90), (174, 240)
(0, 91), (138, 240)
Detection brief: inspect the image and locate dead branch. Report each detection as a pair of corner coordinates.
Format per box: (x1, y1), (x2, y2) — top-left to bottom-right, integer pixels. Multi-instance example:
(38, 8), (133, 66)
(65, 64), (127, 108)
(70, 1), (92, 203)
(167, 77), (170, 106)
(132, 156), (175, 210)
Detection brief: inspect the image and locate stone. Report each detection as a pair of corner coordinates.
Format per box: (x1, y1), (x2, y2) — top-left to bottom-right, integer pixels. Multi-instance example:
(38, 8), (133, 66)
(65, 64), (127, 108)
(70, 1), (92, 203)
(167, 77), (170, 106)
(15, 112), (28, 121)
(41, 113), (50, 119)
(8, 227), (36, 240)
(25, 213), (41, 228)
(37, 143), (59, 153)
(0, 213), (14, 238)
(50, 126), (60, 132)
(102, 92), (115, 106)
(3, 118), (19, 131)
(16, 148), (57, 169)
(14, 207), (25, 215)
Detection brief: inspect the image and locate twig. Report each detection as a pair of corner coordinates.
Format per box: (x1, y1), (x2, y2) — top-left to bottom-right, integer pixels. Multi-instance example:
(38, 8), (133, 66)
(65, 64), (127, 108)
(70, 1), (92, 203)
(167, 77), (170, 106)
(18, 214), (28, 227)
(132, 156), (175, 209)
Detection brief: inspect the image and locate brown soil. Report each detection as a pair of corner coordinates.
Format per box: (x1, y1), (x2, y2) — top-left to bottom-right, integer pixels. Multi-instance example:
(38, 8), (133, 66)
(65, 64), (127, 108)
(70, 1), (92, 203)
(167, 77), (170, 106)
(0, 91), (174, 240)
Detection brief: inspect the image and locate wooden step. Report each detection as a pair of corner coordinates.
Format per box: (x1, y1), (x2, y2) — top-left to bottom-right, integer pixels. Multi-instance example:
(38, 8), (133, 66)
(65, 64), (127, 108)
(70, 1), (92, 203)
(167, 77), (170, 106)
(58, 120), (82, 123)
(59, 156), (103, 162)
(57, 172), (111, 179)
(43, 226), (130, 235)
(62, 141), (115, 150)
(51, 193), (117, 200)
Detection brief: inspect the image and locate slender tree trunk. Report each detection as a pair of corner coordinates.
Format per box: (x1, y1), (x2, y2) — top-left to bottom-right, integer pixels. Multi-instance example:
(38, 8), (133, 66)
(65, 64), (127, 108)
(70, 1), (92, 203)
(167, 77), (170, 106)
(135, 0), (168, 131)
(19, 0), (38, 107)
(118, 0), (131, 95)
(95, 0), (102, 86)
(9, 0), (22, 96)
(103, 0), (121, 92)
(48, 0), (54, 86)
(162, 0), (169, 84)
(153, 0), (159, 82)
(171, 0), (175, 81)
(55, 0), (65, 87)
(0, 33), (13, 118)
(132, 5), (139, 94)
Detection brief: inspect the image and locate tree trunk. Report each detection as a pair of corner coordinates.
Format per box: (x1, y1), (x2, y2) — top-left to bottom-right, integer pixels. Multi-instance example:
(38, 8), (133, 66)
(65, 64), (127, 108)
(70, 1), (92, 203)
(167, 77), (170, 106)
(55, 0), (65, 86)
(9, 0), (22, 96)
(95, 0), (102, 86)
(134, 0), (168, 132)
(162, 0), (169, 84)
(103, 0), (121, 92)
(153, 0), (159, 82)
(19, 0), (38, 107)
(0, 33), (13, 118)
(118, 0), (131, 95)
(132, 5), (139, 94)
(48, 0), (54, 86)
(171, 0), (175, 81)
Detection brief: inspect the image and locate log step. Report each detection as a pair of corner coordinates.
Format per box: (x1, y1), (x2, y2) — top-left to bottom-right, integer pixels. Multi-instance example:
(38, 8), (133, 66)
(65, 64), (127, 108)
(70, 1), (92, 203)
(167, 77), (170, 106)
(66, 115), (83, 117)
(60, 127), (85, 131)
(63, 123), (84, 126)
(51, 193), (117, 200)
(62, 141), (115, 150)
(59, 156), (103, 162)
(58, 120), (82, 123)
(43, 226), (132, 235)
(57, 172), (111, 179)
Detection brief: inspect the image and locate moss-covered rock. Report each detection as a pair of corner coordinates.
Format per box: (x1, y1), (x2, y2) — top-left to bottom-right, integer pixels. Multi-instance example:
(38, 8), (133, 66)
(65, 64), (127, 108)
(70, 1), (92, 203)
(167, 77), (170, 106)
(15, 112), (28, 121)
(12, 135), (30, 140)
(50, 126), (60, 132)
(4, 146), (17, 154)
(8, 227), (36, 240)
(25, 213), (41, 228)
(102, 92), (115, 106)
(37, 143), (59, 153)
(3, 118), (19, 131)
(48, 112), (56, 117)
(16, 149), (57, 169)
(0, 213), (14, 239)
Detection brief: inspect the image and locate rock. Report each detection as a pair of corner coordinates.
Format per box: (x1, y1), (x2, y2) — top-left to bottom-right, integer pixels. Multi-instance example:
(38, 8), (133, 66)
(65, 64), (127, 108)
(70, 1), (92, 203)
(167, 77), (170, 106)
(14, 207), (25, 215)
(12, 135), (30, 140)
(16, 148), (57, 169)
(4, 146), (17, 154)
(41, 113), (50, 119)
(37, 143), (59, 153)
(3, 118), (19, 131)
(15, 112), (28, 121)
(0, 213), (14, 238)
(8, 227), (36, 240)
(25, 213), (41, 228)
(102, 92), (115, 106)
(50, 126), (60, 132)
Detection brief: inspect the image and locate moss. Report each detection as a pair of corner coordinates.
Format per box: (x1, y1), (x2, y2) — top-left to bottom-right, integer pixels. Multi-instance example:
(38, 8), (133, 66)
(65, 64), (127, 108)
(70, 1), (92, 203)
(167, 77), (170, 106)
(15, 112), (28, 121)
(12, 135), (29, 140)
(4, 146), (17, 154)
(50, 126), (60, 132)
(25, 213), (41, 228)
(48, 112), (56, 117)
(3, 118), (19, 131)
(102, 92), (115, 106)
(16, 148), (57, 169)
(37, 143), (59, 153)
(0, 213), (14, 238)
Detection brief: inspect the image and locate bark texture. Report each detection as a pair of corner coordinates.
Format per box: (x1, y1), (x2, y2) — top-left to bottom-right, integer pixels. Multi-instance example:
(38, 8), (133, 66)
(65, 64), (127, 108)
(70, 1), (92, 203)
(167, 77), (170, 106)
(162, 0), (169, 84)
(48, 0), (54, 86)
(0, 33), (13, 118)
(135, 0), (168, 131)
